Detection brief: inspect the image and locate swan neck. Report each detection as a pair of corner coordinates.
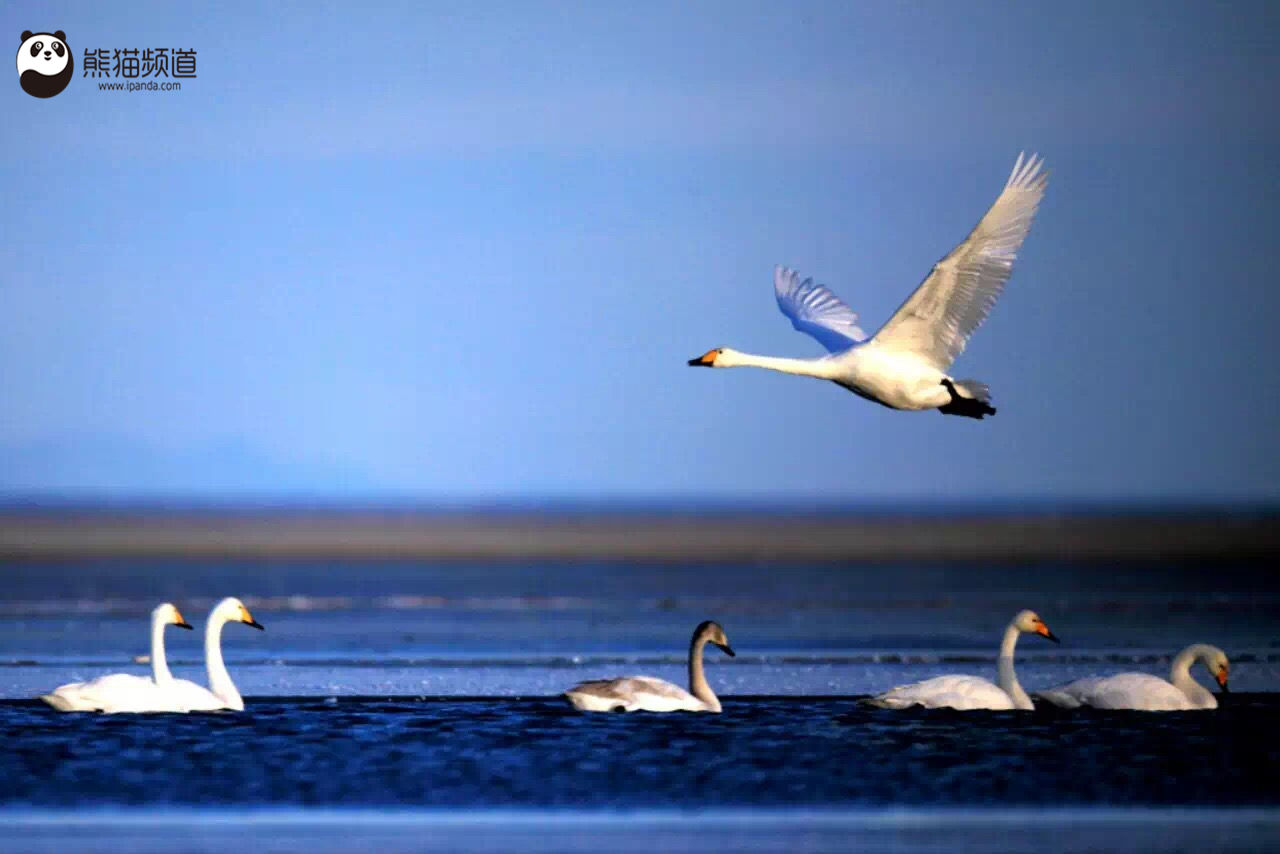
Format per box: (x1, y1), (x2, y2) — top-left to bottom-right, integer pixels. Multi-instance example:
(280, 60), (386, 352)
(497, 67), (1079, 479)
(723, 351), (834, 379)
(150, 611), (172, 685)
(1170, 647), (1196, 683)
(997, 622), (1032, 710)
(205, 613), (242, 708)
(1170, 645), (1215, 708)
(688, 635), (720, 712)
(998, 622), (1022, 659)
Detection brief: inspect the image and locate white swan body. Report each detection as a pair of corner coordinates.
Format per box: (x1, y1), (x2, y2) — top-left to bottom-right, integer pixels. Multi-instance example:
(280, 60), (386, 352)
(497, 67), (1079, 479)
(872, 674), (1025, 712)
(868, 609), (1059, 711)
(565, 620), (735, 713)
(40, 603), (193, 713)
(166, 597), (264, 712)
(1037, 644), (1228, 711)
(689, 153), (1048, 419)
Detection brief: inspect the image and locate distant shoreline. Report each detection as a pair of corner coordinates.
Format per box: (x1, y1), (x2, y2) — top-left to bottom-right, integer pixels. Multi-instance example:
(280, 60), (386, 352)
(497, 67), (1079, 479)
(0, 509), (1275, 562)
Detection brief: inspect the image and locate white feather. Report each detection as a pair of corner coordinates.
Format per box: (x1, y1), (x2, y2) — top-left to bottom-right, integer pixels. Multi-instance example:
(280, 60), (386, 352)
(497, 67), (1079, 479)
(565, 676), (710, 713)
(1036, 644), (1228, 711)
(872, 152), (1049, 370)
(869, 674), (1018, 711)
(773, 265), (867, 352)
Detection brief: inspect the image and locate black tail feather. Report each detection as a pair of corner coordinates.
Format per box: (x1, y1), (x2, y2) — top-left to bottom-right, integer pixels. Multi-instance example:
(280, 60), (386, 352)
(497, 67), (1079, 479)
(938, 379), (996, 420)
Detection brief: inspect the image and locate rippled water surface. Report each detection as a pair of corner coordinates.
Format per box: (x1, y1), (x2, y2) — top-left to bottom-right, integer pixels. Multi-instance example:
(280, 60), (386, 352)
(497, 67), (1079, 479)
(3, 696), (1278, 808)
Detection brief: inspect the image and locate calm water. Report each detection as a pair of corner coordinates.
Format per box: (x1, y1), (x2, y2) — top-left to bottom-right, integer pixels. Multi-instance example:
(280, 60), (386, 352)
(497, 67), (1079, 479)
(1, 557), (1277, 852)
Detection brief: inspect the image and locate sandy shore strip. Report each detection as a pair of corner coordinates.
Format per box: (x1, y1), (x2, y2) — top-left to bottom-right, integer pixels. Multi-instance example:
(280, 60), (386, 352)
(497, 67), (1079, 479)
(0, 509), (1275, 562)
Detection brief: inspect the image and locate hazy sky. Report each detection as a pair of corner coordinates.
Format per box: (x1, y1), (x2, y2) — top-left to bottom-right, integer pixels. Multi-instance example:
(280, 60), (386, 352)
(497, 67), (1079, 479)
(2, 1), (1278, 504)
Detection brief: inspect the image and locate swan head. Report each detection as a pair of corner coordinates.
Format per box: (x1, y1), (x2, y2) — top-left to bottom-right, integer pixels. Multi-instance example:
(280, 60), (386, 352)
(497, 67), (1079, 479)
(695, 620), (735, 657)
(1013, 609), (1059, 643)
(212, 597), (265, 631)
(687, 348), (740, 368)
(153, 602), (193, 630)
(1200, 645), (1230, 693)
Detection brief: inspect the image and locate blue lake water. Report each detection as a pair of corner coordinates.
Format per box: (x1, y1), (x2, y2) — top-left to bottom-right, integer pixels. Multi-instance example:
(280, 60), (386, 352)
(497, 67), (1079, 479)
(4, 695), (1277, 808)
(1, 557), (1277, 852)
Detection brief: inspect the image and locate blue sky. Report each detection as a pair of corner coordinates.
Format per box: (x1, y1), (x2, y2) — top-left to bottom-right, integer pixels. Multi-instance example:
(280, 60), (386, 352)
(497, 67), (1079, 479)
(2, 1), (1278, 504)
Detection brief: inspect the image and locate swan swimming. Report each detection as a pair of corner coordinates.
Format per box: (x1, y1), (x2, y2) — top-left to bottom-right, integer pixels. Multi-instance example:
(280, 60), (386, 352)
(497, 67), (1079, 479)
(1036, 644), (1229, 711)
(40, 602), (193, 713)
(564, 620), (735, 713)
(689, 153), (1048, 418)
(166, 597), (264, 712)
(867, 610), (1059, 711)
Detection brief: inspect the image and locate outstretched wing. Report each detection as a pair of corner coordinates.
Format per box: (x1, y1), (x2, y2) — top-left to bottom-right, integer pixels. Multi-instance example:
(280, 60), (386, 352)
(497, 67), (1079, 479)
(774, 265), (867, 353)
(872, 152), (1048, 370)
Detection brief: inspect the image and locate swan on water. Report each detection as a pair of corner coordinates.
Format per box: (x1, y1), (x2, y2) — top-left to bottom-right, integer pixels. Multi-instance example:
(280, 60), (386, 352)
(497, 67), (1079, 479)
(39, 603), (193, 713)
(564, 620), (735, 713)
(688, 153), (1048, 419)
(166, 597), (264, 712)
(1036, 644), (1229, 711)
(866, 609), (1059, 711)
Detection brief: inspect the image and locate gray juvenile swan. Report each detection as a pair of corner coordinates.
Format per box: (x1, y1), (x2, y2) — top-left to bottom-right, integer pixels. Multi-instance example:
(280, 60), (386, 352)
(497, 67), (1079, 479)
(564, 620), (735, 713)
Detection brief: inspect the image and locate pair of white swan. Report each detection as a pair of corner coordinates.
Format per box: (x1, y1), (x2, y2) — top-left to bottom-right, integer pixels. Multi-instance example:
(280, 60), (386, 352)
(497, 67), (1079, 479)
(689, 153), (1048, 419)
(40, 597), (263, 714)
(866, 609), (1229, 712)
(565, 620), (735, 713)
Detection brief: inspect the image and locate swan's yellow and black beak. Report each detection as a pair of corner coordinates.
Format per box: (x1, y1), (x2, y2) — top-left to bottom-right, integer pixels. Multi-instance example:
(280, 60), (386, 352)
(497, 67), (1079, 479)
(239, 606), (265, 631)
(173, 608), (193, 630)
(688, 349), (719, 367)
(1036, 623), (1060, 644)
(715, 642), (736, 657)
(1216, 665), (1229, 693)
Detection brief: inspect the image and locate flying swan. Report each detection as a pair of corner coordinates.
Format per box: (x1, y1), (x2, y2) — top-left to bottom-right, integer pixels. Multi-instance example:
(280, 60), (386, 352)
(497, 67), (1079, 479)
(866, 609), (1059, 711)
(40, 602), (194, 713)
(564, 620), (735, 712)
(166, 597), (264, 712)
(1036, 644), (1229, 711)
(689, 153), (1048, 418)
